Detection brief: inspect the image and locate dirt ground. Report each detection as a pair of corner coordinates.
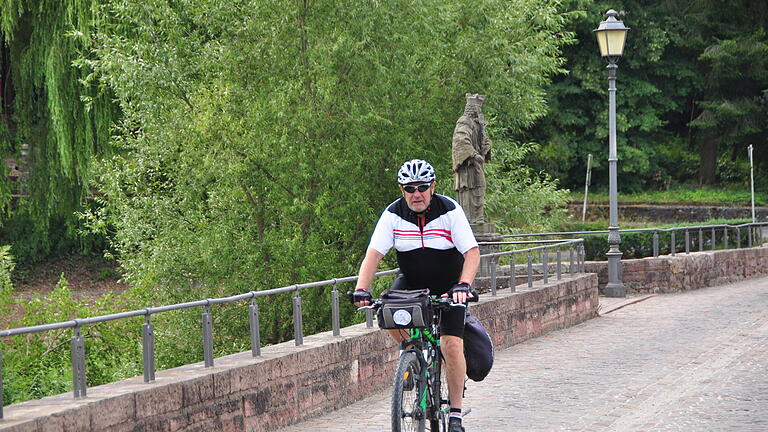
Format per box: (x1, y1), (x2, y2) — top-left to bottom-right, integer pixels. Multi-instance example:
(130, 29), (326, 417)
(2, 256), (128, 329)
(13, 255), (127, 297)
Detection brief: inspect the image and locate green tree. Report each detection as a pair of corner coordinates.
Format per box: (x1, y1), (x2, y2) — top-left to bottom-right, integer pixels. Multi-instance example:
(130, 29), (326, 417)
(688, 0), (768, 185)
(85, 0), (575, 343)
(530, 0), (704, 192)
(530, 0), (768, 191)
(0, 0), (118, 264)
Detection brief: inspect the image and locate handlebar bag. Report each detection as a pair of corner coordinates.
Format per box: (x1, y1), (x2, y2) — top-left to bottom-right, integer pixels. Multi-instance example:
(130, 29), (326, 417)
(463, 314), (494, 381)
(377, 288), (431, 329)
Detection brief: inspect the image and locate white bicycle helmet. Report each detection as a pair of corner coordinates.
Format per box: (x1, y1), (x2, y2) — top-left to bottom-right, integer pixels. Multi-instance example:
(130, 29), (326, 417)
(397, 159), (436, 184)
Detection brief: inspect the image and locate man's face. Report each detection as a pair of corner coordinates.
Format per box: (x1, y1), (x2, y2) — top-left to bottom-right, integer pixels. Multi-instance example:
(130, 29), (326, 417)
(400, 182), (435, 213)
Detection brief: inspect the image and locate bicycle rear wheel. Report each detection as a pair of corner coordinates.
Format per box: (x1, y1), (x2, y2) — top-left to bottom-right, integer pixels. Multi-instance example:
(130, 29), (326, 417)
(392, 351), (426, 432)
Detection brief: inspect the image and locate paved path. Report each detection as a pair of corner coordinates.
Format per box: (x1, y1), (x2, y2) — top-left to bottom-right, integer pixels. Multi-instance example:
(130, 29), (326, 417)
(279, 277), (768, 431)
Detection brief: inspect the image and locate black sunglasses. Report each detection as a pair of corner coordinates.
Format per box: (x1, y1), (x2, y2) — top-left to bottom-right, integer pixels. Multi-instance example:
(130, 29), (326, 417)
(402, 183), (431, 193)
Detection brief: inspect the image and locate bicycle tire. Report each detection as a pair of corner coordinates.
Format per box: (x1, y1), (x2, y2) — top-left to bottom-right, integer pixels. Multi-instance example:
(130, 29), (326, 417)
(392, 351), (426, 432)
(428, 353), (447, 431)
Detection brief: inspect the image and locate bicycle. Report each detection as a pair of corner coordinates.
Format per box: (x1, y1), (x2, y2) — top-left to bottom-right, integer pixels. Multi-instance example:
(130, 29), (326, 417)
(353, 290), (478, 432)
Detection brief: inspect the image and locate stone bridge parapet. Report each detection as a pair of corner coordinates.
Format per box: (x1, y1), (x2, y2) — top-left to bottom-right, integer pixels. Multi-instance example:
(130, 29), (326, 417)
(0, 274), (598, 432)
(585, 246), (768, 294)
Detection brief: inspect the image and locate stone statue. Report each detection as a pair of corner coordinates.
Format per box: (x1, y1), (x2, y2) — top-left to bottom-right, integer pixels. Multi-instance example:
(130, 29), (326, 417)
(452, 94), (491, 225)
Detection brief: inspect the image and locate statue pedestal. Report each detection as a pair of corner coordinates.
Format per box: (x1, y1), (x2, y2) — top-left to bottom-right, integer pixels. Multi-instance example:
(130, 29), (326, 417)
(472, 222), (502, 278)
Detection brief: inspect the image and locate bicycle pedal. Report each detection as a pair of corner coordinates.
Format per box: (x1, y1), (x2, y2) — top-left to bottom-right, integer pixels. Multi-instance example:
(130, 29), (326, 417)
(462, 408), (472, 417)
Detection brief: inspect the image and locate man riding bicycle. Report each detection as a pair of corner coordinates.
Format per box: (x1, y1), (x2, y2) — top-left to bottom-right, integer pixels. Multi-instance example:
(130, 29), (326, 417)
(353, 159), (480, 432)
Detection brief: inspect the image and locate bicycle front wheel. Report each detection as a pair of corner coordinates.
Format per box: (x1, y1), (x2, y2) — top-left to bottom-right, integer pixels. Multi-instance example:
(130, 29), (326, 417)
(392, 351), (426, 432)
(428, 354), (447, 431)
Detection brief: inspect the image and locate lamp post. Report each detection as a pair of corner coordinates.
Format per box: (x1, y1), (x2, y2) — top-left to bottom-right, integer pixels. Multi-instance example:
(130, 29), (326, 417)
(594, 9), (629, 297)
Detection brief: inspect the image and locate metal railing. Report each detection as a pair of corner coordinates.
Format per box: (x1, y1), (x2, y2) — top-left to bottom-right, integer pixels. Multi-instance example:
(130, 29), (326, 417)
(478, 238), (586, 296)
(499, 222), (767, 259)
(0, 239), (586, 416)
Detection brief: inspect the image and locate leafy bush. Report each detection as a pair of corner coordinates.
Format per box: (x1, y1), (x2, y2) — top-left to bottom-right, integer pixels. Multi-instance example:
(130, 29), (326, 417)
(2, 274), (141, 404)
(0, 245), (14, 301)
(486, 143), (570, 233)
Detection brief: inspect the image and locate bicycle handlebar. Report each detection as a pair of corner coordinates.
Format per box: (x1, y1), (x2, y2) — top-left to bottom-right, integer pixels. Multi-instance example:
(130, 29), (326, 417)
(348, 290), (479, 312)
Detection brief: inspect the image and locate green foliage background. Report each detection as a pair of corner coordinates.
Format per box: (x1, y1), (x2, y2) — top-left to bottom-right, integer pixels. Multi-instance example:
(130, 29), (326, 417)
(2, 0), (767, 408)
(2, 0), (574, 404)
(85, 0), (575, 316)
(530, 0), (768, 191)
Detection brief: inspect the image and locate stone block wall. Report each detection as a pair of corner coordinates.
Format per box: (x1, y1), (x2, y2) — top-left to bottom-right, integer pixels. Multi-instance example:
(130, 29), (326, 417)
(0, 274), (597, 432)
(584, 246), (768, 294)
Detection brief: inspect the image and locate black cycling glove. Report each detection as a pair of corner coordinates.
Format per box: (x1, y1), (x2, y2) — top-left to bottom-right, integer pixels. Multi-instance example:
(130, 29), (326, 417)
(449, 282), (471, 296)
(349, 289), (373, 304)
(449, 282), (478, 304)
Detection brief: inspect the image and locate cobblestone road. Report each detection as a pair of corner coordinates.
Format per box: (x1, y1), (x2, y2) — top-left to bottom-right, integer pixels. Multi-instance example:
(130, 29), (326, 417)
(279, 276), (768, 431)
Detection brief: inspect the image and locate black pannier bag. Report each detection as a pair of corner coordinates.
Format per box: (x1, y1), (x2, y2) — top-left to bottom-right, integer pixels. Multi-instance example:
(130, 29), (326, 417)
(377, 288), (431, 329)
(463, 314), (494, 381)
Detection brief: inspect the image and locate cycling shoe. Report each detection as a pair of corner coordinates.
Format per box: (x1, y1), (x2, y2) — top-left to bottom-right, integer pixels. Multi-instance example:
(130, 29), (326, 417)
(448, 417), (465, 432)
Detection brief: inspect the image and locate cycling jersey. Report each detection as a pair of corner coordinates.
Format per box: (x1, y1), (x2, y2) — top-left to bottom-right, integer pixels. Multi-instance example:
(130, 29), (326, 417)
(368, 194), (478, 295)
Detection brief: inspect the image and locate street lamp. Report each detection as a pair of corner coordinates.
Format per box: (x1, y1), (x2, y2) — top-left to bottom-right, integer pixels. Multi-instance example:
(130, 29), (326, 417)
(594, 9), (629, 297)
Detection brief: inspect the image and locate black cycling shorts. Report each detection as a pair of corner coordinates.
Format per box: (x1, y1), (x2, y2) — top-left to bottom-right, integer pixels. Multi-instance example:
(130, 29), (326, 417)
(389, 275), (466, 338)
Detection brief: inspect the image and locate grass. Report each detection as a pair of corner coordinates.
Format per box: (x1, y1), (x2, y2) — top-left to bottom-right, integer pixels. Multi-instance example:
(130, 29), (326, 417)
(569, 186), (768, 206)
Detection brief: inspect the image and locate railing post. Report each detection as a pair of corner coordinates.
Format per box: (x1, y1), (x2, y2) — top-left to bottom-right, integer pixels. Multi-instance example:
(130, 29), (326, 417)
(490, 257), (497, 296)
(653, 230), (659, 258)
(487, 254), (494, 279)
(542, 247), (549, 284)
(142, 314), (155, 382)
(331, 280), (341, 336)
(556, 250), (562, 280)
(527, 254), (533, 288)
(698, 228), (704, 252)
(671, 231), (676, 256)
(576, 245), (581, 273)
(249, 296), (261, 357)
(685, 229), (690, 254)
(293, 289), (304, 346)
(365, 308), (373, 328)
(510, 254), (516, 292)
(71, 325), (86, 398)
(737, 227), (741, 248)
(711, 227), (716, 251)
(580, 244), (586, 273)
(202, 305), (214, 367)
(748, 224), (753, 247)
(1, 348), (4, 419)
(724, 227), (729, 249)
(569, 247), (575, 277)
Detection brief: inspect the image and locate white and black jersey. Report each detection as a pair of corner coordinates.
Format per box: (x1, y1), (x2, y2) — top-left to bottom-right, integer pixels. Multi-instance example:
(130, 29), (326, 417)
(368, 194), (478, 294)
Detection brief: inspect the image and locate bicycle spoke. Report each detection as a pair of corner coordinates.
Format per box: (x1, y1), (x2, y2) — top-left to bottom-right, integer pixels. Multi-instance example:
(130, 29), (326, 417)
(392, 352), (425, 432)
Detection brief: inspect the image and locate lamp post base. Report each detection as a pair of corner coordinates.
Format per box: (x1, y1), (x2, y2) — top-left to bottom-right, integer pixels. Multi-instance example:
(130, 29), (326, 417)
(603, 281), (625, 298)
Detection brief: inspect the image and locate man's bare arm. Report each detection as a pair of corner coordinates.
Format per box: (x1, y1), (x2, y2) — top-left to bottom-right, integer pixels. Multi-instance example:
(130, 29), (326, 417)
(459, 246), (480, 285)
(356, 248), (384, 292)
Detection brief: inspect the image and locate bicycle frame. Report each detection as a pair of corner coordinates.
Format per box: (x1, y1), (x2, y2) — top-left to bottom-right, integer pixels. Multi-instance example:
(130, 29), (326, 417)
(354, 291), (475, 431)
(397, 304), (448, 428)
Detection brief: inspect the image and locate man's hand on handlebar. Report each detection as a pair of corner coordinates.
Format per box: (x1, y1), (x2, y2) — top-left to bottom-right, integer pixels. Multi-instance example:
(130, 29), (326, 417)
(349, 288), (373, 307)
(447, 282), (476, 304)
